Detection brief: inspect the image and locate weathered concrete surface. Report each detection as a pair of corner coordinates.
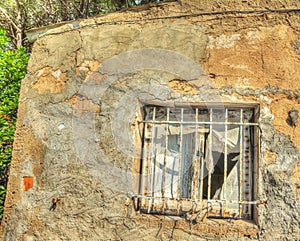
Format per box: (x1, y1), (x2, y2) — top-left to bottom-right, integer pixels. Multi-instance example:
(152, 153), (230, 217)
(2, 0), (300, 240)
(181, 0), (300, 11)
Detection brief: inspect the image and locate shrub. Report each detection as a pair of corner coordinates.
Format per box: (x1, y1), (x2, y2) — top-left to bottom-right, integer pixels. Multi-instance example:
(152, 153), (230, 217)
(0, 29), (28, 219)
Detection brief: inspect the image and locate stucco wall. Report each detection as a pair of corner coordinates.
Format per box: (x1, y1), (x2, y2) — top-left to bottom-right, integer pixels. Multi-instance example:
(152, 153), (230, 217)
(2, 1), (300, 240)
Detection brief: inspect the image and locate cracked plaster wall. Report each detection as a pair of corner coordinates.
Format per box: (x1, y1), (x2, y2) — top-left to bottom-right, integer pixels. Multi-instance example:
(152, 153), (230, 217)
(2, 0), (300, 240)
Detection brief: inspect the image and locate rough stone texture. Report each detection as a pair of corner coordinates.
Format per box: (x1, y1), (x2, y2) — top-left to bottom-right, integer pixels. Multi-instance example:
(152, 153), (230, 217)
(293, 161), (300, 199)
(181, 0), (300, 12)
(2, 0), (300, 240)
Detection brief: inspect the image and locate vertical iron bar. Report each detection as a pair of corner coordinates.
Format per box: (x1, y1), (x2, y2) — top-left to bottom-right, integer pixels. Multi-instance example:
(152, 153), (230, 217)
(223, 108), (228, 217)
(177, 108), (184, 214)
(145, 146), (150, 212)
(162, 108), (170, 214)
(207, 109), (213, 201)
(239, 108), (244, 217)
(148, 107), (156, 212)
(244, 126), (251, 218)
(142, 138), (149, 198)
(147, 198), (151, 214)
(192, 108), (199, 203)
(139, 120), (147, 210)
(199, 133), (204, 204)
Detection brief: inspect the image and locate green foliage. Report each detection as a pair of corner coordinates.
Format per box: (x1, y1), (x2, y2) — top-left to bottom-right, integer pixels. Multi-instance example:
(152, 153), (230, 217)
(0, 29), (28, 219)
(0, 185), (6, 218)
(0, 29), (10, 50)
(0, 0), (170, 48)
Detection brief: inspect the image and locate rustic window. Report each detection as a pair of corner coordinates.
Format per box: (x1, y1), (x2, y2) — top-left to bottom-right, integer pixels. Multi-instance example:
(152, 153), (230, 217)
(136, 104), (260, 220)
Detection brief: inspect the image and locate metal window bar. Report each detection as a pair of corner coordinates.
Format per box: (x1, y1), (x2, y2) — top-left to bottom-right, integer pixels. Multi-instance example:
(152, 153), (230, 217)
(244, 125), (252, 218)
(148, 107), (156, 213)
(176, 108), (184, 214)
(145, 136), (151, 213)
(222, 108), (228, 217)
(162, 108), (170, 214)
(192, 108), (199, 205)
(239, 108), (244, 217)
(134, 194), (262, 205)
(199, 130), (205, 206)
(139, 120), (259, 126)
(141, 123), (150, 199)
(207, 108), (213, 201)
(140, 106), (257, 219)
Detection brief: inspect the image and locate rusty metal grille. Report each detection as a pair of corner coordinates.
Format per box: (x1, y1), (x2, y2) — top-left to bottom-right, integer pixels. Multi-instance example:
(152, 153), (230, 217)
(136, 105), (259, 219)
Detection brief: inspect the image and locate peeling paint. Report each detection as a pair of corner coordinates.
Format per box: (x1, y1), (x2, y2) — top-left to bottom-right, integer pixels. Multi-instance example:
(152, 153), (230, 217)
(209, 34), (241, 49)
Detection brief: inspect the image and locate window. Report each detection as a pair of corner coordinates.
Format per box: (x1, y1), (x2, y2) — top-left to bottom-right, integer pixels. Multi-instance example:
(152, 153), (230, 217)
(136, 103), (260, 220)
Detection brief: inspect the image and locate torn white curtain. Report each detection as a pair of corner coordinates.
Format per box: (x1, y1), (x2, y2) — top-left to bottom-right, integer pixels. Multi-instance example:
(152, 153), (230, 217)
(168, 125), (241, 174)
(205, 127), (240, 173)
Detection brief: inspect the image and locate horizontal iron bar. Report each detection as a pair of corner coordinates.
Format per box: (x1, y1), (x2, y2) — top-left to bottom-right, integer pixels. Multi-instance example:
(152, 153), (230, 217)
(208, 199), (262, 205)
(132, 195), (262, 205)
(139, 100), (260, 109)
(138, 120), (259, 126)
